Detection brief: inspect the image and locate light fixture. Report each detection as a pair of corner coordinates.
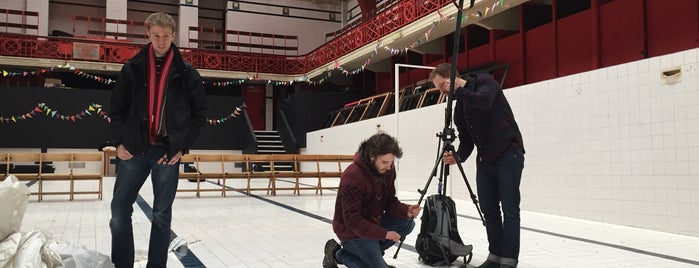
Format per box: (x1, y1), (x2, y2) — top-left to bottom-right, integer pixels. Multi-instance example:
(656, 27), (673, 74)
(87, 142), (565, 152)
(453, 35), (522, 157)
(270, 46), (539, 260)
(184, 0), (193, 4)
(282, 7), (289, 16)
(231, 2), (239, 10)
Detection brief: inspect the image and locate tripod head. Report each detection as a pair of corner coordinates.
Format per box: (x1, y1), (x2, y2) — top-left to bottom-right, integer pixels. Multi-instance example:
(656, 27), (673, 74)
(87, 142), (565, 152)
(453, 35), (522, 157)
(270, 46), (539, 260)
(437, 127), (457, 144)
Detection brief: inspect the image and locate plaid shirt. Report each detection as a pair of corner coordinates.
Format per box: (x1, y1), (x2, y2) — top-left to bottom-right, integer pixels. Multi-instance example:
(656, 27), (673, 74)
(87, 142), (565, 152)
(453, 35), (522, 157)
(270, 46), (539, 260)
(452, 73), (524, 165)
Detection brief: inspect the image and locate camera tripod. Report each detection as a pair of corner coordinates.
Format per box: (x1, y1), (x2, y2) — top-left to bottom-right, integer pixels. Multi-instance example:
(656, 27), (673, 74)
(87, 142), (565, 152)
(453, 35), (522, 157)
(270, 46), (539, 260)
(392, 0), (483, 262)
(391, 123), (485, 260)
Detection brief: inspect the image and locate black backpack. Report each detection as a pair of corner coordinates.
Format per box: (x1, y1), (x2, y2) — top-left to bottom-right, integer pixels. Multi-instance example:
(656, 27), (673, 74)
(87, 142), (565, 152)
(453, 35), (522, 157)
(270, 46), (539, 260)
(415, 194), (473, 266)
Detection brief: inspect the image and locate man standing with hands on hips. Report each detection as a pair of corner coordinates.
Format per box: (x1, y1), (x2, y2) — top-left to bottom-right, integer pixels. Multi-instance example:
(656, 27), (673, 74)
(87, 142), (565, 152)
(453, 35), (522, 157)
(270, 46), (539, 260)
(108, 11), (208, 268)
(429, 63), (525, 268)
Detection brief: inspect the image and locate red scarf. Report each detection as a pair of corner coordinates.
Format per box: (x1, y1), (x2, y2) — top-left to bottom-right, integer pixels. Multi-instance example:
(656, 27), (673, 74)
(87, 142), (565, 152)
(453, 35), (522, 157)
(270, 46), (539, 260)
(147, 45), (174, 144)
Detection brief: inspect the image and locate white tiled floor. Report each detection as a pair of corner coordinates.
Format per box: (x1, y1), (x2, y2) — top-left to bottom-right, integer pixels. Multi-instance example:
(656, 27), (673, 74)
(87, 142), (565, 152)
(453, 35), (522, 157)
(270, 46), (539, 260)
(18, 177), (699, 267)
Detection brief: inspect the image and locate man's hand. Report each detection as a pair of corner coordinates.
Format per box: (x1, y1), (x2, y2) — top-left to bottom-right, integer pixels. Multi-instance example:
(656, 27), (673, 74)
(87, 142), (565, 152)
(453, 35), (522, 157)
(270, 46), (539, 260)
(116, 144), (133, 161)
(158, 150), (183, 165)
(385, 231), (401, 242)
(443, 151), (456, 165)
(407, 204), (421, 218)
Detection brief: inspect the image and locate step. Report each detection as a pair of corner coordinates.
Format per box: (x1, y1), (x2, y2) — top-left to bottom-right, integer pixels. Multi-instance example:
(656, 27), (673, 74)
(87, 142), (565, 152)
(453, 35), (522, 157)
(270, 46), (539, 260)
(257, 140), (282, 145)
(254, 130), (279, 135)
(256, 134), (281, 139)
(258, 144), (284, 149)
(261, 163), (295, 171)
(257, 149), (286, 153)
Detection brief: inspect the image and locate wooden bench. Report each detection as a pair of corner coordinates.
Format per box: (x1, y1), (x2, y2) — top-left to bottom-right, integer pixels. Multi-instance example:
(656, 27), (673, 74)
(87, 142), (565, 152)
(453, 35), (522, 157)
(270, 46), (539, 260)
(174, 154), (354, 197)
(177, 154), (252, 197)
(3, 153), (103, 201)
(271, 154), (354, 195)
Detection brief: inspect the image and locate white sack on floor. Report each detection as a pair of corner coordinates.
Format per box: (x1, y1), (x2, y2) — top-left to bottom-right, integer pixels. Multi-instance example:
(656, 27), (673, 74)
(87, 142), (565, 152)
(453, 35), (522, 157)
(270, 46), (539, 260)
(0, 175), (30, 241)
(0, 175), (114, 268)
(0, 229), (61, 268)
(50, 242), (113, 268)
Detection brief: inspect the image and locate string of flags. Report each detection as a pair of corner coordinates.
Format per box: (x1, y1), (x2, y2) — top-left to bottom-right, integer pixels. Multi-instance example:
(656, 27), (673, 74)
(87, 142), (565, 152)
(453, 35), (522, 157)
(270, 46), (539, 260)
(208, 104), (246, 126)
(1, 0), (507, 86)
(0, 102), (247, 126)
(306, 0), (506, 85)
(1, 64), (117, 85)
(0, 103), (110, 124)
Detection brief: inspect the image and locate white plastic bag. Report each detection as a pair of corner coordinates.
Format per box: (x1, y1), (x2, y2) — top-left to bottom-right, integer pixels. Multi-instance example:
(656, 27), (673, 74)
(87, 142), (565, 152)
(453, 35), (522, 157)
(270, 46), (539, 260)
(168, 237), (188, 258)
(12, 229), (57, 268)
(0, 175), (30, 241)
(50, 242), (113, 268)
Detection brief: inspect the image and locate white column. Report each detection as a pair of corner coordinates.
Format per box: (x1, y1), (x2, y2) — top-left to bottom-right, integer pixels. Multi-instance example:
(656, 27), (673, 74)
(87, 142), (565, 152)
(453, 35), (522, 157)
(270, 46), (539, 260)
(106, 0), (128, 40)
(25, 0), (49, 36)
(224, 1), (237, 51)
(178, 0), (199, 48)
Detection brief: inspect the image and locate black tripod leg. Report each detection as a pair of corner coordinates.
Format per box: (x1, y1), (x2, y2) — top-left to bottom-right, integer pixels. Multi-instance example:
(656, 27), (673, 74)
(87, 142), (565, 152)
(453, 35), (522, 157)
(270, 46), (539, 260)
(452, 154), (484, 225)
(393, 143), (450, 259)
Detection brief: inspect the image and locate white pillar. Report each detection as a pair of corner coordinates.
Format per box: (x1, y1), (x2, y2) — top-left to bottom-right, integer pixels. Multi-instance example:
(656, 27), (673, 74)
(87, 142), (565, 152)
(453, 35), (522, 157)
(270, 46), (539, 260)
(224, 1), (237, 51)
(178, 0), (198, 48)
(25, 0), (48, 36)
(106, 0), (128, 40)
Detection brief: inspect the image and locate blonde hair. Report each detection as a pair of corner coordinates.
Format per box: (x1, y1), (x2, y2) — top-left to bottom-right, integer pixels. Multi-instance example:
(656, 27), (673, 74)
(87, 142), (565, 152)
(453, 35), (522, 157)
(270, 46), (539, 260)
(145, 11), (176, 33)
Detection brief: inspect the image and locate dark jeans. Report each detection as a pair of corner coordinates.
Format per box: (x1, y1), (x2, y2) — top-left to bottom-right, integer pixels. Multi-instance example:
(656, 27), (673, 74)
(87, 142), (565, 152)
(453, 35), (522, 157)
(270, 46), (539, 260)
(336, 213), (415, 268)
(476, 147), (524, 260)
(110, 145), (179, 268)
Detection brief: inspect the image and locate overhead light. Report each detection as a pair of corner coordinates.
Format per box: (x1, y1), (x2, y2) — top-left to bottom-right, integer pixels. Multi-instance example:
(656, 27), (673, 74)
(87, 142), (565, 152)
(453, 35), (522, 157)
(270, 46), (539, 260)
(231, 2), (239, 10)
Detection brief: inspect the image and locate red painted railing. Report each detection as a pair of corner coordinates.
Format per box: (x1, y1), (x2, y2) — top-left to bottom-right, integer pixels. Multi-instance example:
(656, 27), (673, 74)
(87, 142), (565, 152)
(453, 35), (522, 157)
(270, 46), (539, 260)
(0, 0), (451, 74)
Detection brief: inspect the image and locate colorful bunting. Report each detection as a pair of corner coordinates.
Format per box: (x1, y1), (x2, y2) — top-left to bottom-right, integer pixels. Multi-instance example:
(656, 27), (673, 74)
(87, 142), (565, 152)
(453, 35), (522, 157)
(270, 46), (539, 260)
(1, 102), (247, 126)
(307, 0), (506, 84)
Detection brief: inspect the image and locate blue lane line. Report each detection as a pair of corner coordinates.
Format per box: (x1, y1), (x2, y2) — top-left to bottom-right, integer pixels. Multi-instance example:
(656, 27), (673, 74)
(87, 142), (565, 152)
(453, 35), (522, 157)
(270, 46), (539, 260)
(135, 195), (205, 268)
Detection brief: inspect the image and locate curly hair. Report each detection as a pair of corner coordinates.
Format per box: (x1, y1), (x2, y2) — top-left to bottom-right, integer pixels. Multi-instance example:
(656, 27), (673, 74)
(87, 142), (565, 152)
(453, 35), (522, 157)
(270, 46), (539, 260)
(359, 132), (403, 159)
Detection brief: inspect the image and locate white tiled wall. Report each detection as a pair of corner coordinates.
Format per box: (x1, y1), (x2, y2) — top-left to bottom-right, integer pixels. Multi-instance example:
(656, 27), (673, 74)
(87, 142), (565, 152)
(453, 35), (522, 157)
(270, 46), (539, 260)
(306, 48), (699, 237)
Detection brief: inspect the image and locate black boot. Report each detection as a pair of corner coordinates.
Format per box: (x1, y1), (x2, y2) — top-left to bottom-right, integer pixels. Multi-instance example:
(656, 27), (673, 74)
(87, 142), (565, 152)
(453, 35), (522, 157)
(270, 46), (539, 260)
(322, 239), (341, 268)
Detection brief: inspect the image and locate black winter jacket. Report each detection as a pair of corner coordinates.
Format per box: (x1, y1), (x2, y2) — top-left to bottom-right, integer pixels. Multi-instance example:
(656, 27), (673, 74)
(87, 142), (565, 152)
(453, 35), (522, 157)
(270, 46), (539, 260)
(109, 44), (208, 158)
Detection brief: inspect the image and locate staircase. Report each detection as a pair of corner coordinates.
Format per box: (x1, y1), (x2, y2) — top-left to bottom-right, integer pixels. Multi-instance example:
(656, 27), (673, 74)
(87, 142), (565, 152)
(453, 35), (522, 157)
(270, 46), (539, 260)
(253, 130), (294, 172)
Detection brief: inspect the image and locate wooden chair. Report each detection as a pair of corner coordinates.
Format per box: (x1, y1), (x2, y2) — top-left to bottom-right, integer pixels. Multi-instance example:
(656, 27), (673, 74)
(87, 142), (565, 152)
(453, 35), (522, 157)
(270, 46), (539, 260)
(270, 154), (299, 195)
(295, 154), (322, 194)
(221, 154), (250, 196)
(193, 154), (226, 197)
(178, 154), (200, 195)
(245, 154), (274, 195)
(70, 153), (104, 200)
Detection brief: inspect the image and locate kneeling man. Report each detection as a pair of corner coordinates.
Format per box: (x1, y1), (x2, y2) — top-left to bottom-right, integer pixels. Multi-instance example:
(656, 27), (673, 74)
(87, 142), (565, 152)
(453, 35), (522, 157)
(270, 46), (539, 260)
(323, 132), (421, 268)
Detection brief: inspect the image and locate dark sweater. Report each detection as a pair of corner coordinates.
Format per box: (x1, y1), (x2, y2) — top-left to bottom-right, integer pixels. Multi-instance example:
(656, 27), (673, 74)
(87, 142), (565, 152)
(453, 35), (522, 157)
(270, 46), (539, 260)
(453, 73), (525, 165)
(332, 152), (409, 241)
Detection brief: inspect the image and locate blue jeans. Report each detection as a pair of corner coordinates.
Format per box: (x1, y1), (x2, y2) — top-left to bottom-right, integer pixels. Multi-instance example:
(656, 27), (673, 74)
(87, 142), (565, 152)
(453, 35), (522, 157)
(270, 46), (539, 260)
(336, 213), (415, 268)
(110, 145), (180, 268)
(476, 147), (524, 260)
